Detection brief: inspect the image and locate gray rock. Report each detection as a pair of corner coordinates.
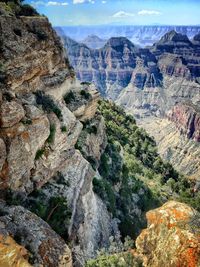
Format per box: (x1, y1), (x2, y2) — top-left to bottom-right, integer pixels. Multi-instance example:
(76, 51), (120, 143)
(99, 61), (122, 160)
(0, 101), (25, 128)
(0, 201), (72, 267)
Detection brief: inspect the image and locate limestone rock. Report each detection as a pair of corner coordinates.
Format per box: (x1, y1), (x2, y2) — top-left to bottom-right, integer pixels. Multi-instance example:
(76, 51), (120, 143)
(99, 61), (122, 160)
(136, 201), (200, 267)
(5, 115), (50, 191)
(0, 234), (32, 267)
(0, 202), (72, 267)
(0, 101), (25, 128)
(32, 150), (113, 265)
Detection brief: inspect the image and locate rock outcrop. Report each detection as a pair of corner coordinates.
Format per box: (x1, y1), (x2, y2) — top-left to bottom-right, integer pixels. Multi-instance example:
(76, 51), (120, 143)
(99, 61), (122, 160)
(168, 102), (200, 142)
(136, 201), (200, 267)
(0, 234), (32, 267)
(0, 201), (72, 267)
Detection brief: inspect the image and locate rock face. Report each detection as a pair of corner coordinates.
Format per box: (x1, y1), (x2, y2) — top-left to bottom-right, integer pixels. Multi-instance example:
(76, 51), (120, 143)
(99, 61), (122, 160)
(63, 32), (200, 116)
(0, 234), (32, 267)
(168, 102), (200, 142)
(0, 201), (72, 267)
(0, 5), (112, 266)
(64, 36), (162, 99)
(0, 12), (93, 194)
(138, 116), (200, 180)
(136, 201), (200, 267)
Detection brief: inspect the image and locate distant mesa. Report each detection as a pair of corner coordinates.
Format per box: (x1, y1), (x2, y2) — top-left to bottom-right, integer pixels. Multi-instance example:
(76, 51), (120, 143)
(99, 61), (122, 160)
(82, 34), (107, 49)
(105, 36), (134, 48)
(158, 30), (191, 44)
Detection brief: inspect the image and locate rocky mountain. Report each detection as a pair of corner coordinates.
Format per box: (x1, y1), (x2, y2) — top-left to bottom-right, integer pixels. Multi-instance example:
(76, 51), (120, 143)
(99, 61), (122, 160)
(55, 25), (200, 47)
(62, 31), (200, 113)
(0, 1), (200, 267)
(81, 35), (107, 49)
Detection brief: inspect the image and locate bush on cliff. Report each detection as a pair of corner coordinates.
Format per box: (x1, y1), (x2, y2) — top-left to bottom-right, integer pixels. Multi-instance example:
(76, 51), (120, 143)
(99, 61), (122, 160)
(35, 91), (62, 120)
(1, 0), (38, 16)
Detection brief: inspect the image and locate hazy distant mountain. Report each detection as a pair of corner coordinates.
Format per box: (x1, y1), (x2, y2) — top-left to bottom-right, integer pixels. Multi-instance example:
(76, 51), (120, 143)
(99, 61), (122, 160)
(54, 25), (200, 47)
(82, 35), (107, 49)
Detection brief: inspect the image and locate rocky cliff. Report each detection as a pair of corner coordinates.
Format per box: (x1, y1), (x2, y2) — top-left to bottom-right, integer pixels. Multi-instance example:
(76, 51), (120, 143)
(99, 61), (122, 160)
(62, 32), (200, 117)
(136, 201), (200, 267)
(0, 4), (114, 266)
(168, 102), (200, 142)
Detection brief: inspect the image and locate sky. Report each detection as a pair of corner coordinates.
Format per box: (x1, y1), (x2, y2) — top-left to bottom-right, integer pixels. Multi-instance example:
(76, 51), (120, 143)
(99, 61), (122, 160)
(27, 0), (200, 26)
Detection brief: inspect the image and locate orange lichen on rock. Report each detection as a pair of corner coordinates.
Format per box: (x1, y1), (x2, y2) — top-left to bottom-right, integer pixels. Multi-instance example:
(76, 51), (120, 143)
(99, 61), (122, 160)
(0, 234), (32, 267)
(136, 201), (200, 267)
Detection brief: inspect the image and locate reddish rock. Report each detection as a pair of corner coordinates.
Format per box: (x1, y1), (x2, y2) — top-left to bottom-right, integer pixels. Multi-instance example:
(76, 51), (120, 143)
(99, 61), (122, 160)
(136, 201), (200, 267)
(0, 234), (32, 267)
(168, 103), (200, 142)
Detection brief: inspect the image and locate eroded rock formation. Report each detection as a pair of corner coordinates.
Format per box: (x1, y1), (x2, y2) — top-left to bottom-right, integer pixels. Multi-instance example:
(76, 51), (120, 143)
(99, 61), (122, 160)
(136, 201), (200, 267)
(168, 102), (200, 142)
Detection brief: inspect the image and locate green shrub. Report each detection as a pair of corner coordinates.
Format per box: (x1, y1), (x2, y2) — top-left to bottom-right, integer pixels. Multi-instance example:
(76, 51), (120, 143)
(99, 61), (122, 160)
(47, 124), (56, 144)
(35, 148), (45, 160)
(80, 81), (91, 86)
(61, 125), (67, 132)
(18, 4), (39, 16)
(86, 236), (142, 267)
(93, 177), (116, 215)
(30, 195), (72, 238)
(21, 118), (32, 125)
(86, 124), (98, 134)
(80, 89), (91, 100)
(35, 91), (62, 120)
(64, 91), (75, 104)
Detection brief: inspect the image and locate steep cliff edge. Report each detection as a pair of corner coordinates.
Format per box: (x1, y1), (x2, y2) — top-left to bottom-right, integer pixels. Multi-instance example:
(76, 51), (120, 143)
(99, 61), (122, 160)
(0, 3), (112, 266)
(168, 102), (200, 142)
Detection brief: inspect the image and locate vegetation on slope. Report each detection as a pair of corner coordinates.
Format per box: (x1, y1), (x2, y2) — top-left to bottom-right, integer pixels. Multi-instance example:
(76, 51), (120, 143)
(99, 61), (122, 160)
(76, 99), (200, 240)
(0, 0), (39, 16)
(86, 237), (143, 267)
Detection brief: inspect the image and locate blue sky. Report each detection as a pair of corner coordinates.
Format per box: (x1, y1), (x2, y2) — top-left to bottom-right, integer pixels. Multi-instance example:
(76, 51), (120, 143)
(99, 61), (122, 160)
(27, 0), (200, 26)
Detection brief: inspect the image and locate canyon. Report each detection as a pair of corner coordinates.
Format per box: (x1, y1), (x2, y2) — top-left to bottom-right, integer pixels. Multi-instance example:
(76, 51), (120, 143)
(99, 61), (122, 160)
(61, 29), (200, 181)
(55, 25), (200, 47)
(0, 1), (199, 267)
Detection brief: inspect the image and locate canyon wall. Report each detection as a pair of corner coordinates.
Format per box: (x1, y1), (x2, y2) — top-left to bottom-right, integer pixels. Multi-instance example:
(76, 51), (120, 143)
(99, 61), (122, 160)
(0, 7), (114, 266)
(55, 25), (200, 47)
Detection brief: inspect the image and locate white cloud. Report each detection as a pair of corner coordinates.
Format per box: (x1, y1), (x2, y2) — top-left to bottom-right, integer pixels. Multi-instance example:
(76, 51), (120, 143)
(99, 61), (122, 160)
(31, 1), (68, 6)
(102, 0), (106, 3)
(138, 10), (162, 15)
(31, 1), (45, 7)
(73, 0), (95, 3)
(112, 11), (135, 18)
